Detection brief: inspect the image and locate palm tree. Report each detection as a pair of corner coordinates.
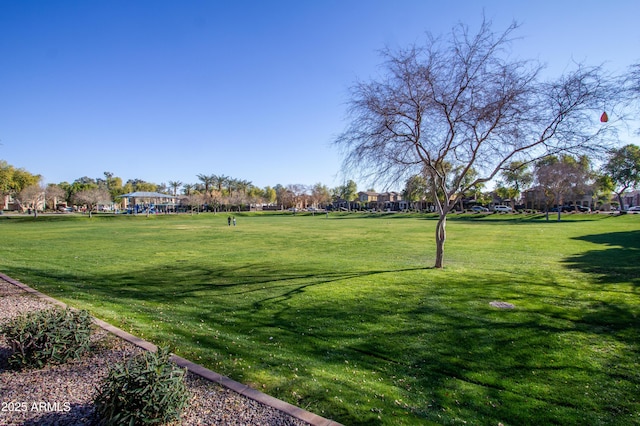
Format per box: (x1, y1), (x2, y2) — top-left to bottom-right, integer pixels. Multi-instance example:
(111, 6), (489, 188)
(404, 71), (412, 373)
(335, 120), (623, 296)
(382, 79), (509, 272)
(168, 180), (183, 196)
(213, 175), (228, 194)
(182, 184), (194, 195)
(196, 174), (215, 198)
(236, 179), (252, 195)
(226, 177), (238, 196)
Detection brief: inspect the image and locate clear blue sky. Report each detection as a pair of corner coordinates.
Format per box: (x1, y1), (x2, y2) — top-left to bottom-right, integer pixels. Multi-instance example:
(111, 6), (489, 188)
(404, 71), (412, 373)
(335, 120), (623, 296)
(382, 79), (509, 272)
(1, 0), (639, 191)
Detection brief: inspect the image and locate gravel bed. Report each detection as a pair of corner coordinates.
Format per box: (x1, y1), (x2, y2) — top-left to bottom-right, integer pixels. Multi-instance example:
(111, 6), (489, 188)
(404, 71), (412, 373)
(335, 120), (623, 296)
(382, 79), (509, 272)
(0, 280), (311, 426)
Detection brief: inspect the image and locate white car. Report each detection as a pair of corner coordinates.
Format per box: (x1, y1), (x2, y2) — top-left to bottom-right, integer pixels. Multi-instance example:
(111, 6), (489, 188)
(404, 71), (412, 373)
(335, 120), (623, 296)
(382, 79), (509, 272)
(493, 205), (513, 212)
(627, 206), (640, 214)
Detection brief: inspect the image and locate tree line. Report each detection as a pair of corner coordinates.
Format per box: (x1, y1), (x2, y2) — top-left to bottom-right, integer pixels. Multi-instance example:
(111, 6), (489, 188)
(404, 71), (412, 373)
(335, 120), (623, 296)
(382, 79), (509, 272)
(3, 143), (639, 217)
(0, 163), (366, 214)
(401, 146), (640, 214)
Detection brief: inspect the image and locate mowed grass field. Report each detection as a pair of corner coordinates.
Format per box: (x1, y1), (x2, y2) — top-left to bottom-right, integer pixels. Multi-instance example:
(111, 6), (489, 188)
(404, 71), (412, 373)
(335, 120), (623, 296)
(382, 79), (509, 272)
(1, 212), (639, 425)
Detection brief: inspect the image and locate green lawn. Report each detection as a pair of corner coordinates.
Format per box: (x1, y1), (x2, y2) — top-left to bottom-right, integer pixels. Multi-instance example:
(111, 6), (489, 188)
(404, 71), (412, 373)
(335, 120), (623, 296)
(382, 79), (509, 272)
(1, 212), (639, 425)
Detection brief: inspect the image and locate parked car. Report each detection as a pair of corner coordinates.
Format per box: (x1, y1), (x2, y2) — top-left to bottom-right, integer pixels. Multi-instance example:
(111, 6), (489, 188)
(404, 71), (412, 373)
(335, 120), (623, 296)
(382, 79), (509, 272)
(471, 206), (489, 212)
(565, 205), (591, 213)
(626, 206), (640, 214)
(493, 205), (512, 212)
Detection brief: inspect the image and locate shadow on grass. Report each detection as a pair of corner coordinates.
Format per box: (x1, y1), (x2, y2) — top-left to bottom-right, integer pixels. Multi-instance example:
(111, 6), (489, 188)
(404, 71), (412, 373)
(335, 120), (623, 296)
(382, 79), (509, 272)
(4, 261), (640, 425)
(563, 230), (640, 287)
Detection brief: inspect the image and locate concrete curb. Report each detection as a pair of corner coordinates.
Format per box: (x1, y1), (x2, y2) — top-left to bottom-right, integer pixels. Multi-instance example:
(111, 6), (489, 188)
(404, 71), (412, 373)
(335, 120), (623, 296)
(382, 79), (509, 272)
(0, 272), (343, 426)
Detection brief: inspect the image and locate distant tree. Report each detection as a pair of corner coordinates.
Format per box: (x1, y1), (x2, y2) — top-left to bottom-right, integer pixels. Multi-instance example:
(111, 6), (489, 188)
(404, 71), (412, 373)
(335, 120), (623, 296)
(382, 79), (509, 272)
(184, 193), (204, 215)
(236, 179), (252, 195)
(156, 182), (169, 194)
(334, 180), (358, 210)
(496, 161), (533, 208)
(224, 177), (235, 196)
(286, 184), (309, 210)
(0, 161), (40, 206)
(45, 184), (66, 210)
(197, 174), (215, 199)
(102, 172), (124, 199)
(192, 183), (205, 193)
(274, 184), (289, 208)
(0, 160), (17, 203)
(74, 176), (98, 187)
(168, 180), (183, 196)
(67, 177), (98, 201)
(136, 181), (158, 193)
(311, 183), (331, 208)
(245, 186), (264, 208)
(334, 18), (618, 267)
(592, 172), (616, 209)
(263, 186), (277, 204)
(73, 188), (111, 218)
(403, 175), (428, 209)
(494, 185), (518, 207)
(602, 144), (640, 210)
(535, 155), (592, 220)
(125, 179), (157, 193)
(182, 184), (194, 195)
(472, 189), (493, 207)
(213, 175), (228, 194)
(16, 183), (45, 217)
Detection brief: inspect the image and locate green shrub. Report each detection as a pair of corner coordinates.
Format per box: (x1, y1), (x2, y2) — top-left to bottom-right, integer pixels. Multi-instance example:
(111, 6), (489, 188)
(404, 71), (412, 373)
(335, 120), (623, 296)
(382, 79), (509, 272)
(94, 347), (190, 425)
(2, 307), (93, 369)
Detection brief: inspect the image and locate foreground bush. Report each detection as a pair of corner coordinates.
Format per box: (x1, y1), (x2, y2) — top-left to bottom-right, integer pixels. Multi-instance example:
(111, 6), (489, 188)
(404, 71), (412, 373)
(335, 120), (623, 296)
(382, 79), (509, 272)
(2, 307), (93, 369)
(94, 347), (189, 425)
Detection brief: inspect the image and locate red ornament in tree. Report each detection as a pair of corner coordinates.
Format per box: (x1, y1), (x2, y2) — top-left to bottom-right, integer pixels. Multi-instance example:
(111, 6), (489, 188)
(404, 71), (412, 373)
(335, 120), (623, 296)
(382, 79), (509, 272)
(600, 111), (609, 122)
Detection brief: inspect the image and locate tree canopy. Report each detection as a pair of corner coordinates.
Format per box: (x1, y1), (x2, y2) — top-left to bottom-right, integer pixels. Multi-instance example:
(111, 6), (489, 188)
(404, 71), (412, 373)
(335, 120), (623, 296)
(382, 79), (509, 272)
(602, 144), (640, 209)
(335, 19), (620, 267)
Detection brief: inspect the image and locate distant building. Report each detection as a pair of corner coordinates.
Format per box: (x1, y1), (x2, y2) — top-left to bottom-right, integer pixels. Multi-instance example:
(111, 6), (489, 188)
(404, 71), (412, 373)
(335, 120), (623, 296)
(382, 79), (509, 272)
(622, 190), (640, 209)
(354, 191), (404, 211)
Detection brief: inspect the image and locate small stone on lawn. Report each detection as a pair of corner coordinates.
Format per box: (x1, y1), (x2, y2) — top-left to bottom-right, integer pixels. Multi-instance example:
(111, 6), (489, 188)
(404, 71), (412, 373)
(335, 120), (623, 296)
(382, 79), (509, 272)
(490, 301), (515, 309)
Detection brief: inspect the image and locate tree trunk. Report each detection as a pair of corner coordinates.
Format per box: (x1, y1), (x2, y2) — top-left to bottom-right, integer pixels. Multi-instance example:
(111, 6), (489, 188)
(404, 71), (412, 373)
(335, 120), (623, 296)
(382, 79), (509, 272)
(616, 192), (626, 214)
(434, 214), (447, 268)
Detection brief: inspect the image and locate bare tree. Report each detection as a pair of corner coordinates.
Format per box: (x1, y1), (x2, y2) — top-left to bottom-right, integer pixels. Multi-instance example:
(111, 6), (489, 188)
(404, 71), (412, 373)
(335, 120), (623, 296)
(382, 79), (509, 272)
(184, 193), (204, 215)
(45, 184), (66, 210)
(16, 184), (45, 217)
(624, 62), (640, 136)
(286, 184), (309, 211)
(74, 188), (111, 218)
(335, 19), (618, 268)
(534, 155), (591, 221)
(311, 183), (331, 209)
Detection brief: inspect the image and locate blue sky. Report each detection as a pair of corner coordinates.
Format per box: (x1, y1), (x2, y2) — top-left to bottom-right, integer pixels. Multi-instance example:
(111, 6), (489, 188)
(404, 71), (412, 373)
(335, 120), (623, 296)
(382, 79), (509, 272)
(1, 0), (639, 191)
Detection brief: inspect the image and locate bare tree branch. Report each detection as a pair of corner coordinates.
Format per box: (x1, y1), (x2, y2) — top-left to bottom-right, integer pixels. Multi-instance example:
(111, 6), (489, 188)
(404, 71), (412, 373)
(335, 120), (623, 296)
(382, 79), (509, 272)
(334, 18), (622, 268)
